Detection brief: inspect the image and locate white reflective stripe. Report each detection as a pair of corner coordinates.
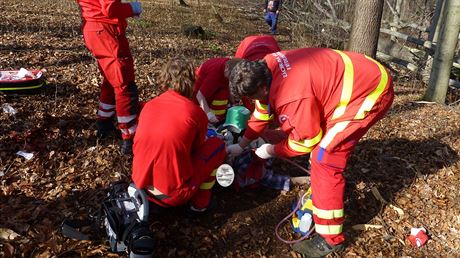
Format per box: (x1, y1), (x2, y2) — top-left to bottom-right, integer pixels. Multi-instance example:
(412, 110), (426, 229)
(315, 224), (343, 235)
(99, 102), (115, 110)
(97, 110), (115, 118)
(120, 124), (137, 135)
(313, 205), (344, 219)
(318, 121), (351, 149)
(117, 114), (137, 123)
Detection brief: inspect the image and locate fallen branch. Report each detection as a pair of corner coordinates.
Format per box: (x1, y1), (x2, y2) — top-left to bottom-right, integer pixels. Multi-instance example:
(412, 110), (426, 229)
(376, 51), (418, 71)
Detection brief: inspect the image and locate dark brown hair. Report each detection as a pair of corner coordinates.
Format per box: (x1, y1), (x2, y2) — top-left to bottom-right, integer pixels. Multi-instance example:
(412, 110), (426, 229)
(228, 60), (270, 99)
(159, 57), (195, 99)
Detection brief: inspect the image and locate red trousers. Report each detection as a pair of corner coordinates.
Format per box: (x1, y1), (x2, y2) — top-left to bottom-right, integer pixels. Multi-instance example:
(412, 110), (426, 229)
(310, 86), (394, 245)
(82, 21), (139, 140)
(149, 137), (226, 209)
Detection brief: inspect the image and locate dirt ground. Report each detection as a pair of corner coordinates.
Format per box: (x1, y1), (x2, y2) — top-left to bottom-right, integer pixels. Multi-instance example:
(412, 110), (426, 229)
(1, 0), (460, 257)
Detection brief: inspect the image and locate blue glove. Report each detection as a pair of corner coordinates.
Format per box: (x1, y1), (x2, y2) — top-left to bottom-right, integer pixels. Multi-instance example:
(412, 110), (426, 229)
(130, 2), (142, 16)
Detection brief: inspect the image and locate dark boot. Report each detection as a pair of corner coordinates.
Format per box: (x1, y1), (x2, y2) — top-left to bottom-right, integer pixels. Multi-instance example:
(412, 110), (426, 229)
(120, 139), (133, 155)
(292, 234), (344, 258)
(96, 119), (117, 139)
(185, 196), (217, 219)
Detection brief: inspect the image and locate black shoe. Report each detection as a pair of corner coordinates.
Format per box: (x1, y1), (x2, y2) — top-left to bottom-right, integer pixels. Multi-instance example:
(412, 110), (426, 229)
(96, 119), (117, 139)
(121, 139), (133, 155)
(292, 234), (344, 258)
(185, 197), (217, 219)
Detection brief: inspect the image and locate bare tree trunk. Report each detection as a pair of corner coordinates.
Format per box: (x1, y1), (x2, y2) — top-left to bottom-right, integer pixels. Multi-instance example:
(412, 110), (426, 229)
(347, 0), (384, 58)
(390, 0), (403, 41)
(424, 0), (460, 104)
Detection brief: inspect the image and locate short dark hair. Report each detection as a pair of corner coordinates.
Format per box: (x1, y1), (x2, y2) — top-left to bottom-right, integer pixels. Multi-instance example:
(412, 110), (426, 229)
(159, 57), (195, 99)
(228, 60), (270, 99)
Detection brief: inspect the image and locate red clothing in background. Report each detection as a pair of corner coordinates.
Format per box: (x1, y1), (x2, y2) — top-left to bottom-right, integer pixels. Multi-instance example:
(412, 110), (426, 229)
(235, 35), (281, 111)
(235, 35), (281, 61)
(193, 57), (231, 122)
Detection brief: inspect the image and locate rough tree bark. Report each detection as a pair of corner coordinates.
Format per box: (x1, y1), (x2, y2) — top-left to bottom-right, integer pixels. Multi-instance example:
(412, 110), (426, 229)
(424, 0), (460, 104)
(347, 0), (384, 58)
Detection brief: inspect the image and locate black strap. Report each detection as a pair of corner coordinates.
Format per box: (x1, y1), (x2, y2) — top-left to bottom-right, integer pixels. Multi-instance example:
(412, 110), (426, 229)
(61, 218), (93, 241)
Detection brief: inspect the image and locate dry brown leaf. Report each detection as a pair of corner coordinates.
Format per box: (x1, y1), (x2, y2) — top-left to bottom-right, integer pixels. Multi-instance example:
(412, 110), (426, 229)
(0, 228), (20, 240)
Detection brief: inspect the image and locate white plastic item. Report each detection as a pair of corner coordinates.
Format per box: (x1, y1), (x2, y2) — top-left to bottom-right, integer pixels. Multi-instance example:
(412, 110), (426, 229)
(17, 68), (32, 78)
(216, 164), (235, 187)
(298, 213), (313, 233)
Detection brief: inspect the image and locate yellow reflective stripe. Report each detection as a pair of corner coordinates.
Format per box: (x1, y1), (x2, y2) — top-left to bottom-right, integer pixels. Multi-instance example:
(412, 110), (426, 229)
(0, 83), (44, 91)
(211, 109), (226, 115)
(253, 109), (273, 121)
(319, 121), (350, 149)
(313, 205), (344, 219)
(211, 169), (217, 176)
(315, 224), (343, 235)
(288, 129), (323, 153)
(199, 180), (216, 190)
(331, 50), (354, 120)
(212, 99), (228, 106)
(255, 100), (269, 111)
(301, 199), (313, 211)
(292, 217), (300, 228)
(354, 57), (389, 120)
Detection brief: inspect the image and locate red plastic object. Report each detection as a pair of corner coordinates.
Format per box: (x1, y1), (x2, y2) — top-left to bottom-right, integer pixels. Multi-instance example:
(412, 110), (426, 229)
(407, 228), (429, 248)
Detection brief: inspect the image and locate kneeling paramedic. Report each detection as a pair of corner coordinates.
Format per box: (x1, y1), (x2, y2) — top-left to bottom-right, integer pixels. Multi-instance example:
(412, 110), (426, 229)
(132, 58), (226, 213)
(227, 48), (394, 257)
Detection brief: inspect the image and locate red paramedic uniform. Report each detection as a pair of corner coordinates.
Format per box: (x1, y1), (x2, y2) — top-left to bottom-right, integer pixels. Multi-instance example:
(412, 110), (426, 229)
(77, 0), (139, 139)
(132, 90), (226, 209)
(243, 48), (394, 245)
(235, 35), (281, 111)
(193, 57), (231, 122)
(235, 35), (281, 61)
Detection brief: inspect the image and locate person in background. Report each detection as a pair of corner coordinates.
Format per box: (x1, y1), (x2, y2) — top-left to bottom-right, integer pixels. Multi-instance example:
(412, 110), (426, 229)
(76, 0), (142, 154)
(234, 34), (281, 111)
(132, 58), (226, 214)
(227, 48), (394, 257)
(263, 0), (283, 34)
(194, 57), (243, 125)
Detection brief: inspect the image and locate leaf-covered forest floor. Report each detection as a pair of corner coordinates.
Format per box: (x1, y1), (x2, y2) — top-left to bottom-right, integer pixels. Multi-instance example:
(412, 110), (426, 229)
(1, 0), (460, 257)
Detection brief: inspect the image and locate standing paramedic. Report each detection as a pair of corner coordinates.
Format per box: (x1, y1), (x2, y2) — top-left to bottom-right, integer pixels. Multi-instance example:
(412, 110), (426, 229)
(227, 48), (394, 257)
(263, 0), (282, 34)
(76, 0), (142, 154)
(132, 58), (226, 214)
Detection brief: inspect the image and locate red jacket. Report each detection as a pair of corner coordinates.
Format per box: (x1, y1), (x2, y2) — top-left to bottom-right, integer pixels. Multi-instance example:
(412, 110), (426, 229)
(234, 35), (281, 61)
(132, 90), (208, 198)
(76, 0), (134, 27)
(193, 57), (230, 118)
(244, 48), (393, 157)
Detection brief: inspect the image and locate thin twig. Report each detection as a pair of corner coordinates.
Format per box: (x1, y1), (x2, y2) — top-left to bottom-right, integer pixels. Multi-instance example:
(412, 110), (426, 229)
(2, 159), (16, 176)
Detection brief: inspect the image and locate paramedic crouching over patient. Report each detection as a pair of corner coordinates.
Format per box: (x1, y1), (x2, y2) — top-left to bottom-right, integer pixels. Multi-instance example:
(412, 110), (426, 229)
(226, 48), (394, 257)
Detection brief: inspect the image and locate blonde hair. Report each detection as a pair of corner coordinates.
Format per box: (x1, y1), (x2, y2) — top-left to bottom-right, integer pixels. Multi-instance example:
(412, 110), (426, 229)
(159, 57), (195, 99)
